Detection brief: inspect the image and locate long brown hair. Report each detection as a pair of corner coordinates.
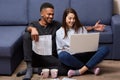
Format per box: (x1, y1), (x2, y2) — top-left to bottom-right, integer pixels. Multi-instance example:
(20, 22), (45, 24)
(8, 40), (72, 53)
(62, 8), (83, 38)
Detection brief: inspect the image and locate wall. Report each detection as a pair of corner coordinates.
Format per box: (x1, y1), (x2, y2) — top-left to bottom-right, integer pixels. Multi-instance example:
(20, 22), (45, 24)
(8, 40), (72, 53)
(114, 0), (120, 14)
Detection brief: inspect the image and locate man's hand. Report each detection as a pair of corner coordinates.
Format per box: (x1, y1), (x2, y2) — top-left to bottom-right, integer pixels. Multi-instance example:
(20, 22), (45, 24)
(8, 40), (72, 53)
(31, 27), (39, 41)
(93, 20), (106, 32)
(27, 26), (39, 41)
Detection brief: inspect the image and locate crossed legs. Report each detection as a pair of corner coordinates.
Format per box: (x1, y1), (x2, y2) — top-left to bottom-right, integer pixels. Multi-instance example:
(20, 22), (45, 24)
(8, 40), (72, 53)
(58, 46), (109, 77)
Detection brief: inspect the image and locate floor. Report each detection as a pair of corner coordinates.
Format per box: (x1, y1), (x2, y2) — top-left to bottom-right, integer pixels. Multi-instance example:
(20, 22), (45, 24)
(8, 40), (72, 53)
(0, 60), (120, 80)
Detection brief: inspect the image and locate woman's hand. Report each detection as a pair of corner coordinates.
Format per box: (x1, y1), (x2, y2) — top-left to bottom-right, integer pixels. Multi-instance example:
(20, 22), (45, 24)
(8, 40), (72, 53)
(93, 20), (106, 32)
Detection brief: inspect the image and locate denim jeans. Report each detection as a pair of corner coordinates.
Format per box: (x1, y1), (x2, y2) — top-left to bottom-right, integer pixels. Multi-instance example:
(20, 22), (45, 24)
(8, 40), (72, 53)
(58, 46), (109, 69)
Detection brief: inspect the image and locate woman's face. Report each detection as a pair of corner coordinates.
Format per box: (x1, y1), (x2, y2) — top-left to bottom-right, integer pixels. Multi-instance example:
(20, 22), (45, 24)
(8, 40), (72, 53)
(66, 13), (75, 28)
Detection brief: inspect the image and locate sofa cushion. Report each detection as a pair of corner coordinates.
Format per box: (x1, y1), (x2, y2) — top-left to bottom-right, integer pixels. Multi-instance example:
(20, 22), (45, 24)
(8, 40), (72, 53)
(28, 0), (70, 23)
(0, 0), (28, 25)
(88, 26), (113, 43)
(0, 26), (26, 57)
(99, 26), (113, 43)
(71, 0), (113, 25)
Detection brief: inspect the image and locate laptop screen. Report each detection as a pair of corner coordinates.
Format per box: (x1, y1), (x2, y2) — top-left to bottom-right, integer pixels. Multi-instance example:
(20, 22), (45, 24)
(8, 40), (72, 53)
(69, 33), (99, 54)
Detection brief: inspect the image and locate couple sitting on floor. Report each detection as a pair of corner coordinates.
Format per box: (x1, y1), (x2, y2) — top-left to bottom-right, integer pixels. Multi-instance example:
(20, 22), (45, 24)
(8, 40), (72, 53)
(17, 2), (109, 80)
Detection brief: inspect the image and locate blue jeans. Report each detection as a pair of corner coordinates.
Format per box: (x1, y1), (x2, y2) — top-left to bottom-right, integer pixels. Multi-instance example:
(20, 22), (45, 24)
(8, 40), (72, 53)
(58, 46), (109, 69)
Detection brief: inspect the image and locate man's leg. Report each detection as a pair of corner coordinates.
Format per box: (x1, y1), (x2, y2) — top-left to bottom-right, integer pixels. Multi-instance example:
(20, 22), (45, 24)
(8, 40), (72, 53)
(23, 32), (34, 80)
(16, 68), (39, 77)
(16, 32), (33, 80)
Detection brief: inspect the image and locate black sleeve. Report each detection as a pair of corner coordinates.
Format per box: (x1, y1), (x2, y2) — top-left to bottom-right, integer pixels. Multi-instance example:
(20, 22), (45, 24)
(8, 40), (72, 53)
(25, 21), (37, 32)
(55, 20), (62, 29)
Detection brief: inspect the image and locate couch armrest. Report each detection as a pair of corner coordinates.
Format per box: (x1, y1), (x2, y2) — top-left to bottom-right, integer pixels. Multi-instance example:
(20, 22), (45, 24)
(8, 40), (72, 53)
(111, 15), (120, 59)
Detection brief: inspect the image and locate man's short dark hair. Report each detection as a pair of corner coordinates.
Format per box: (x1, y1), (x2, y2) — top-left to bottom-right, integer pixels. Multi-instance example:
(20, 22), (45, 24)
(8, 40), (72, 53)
(40, 2), (54, 12)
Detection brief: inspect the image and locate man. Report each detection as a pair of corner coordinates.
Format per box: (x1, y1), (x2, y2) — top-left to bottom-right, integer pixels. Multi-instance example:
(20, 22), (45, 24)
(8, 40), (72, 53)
(17, 2), (62, 80)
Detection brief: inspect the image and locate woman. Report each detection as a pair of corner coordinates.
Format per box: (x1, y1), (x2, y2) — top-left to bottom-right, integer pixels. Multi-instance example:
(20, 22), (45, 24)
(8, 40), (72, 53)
(56, 8), (109, 77)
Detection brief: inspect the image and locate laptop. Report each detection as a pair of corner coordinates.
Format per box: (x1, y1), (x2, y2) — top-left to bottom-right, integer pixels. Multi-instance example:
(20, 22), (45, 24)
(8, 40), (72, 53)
(69, 33), (99, 54)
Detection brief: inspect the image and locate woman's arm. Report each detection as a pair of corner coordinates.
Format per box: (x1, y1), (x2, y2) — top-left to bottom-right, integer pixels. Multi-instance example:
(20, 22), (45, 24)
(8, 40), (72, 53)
(56, 30), (64, 54)
(86, 20), (105, 32)
(86, 26), (94, 31)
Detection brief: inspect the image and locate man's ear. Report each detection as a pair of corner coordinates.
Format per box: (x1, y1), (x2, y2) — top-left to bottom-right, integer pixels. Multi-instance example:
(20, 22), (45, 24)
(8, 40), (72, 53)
(40, 11), (43, 17)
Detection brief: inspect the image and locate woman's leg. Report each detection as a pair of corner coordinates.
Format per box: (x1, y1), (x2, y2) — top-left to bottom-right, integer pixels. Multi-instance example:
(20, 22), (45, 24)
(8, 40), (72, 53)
(68, 46), (109, 77)
(68, 65), (89, 77)
(86, 46), (109, 69)
(58, 51), (84, 69)
(59, 51), (89, 77)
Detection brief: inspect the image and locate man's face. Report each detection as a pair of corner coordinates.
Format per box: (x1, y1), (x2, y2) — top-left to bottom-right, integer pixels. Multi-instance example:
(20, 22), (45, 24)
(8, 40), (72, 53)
(41, 8), (54, 24)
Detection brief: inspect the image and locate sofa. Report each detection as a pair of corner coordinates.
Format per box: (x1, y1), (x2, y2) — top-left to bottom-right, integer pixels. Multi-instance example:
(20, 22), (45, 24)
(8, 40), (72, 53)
(0, 0), (27, 75)
(0, 0), (120, 75)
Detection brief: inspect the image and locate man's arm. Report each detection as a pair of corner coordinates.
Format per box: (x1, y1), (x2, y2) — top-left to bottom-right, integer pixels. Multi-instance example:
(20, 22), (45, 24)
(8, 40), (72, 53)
(27, 26), (39, 42)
